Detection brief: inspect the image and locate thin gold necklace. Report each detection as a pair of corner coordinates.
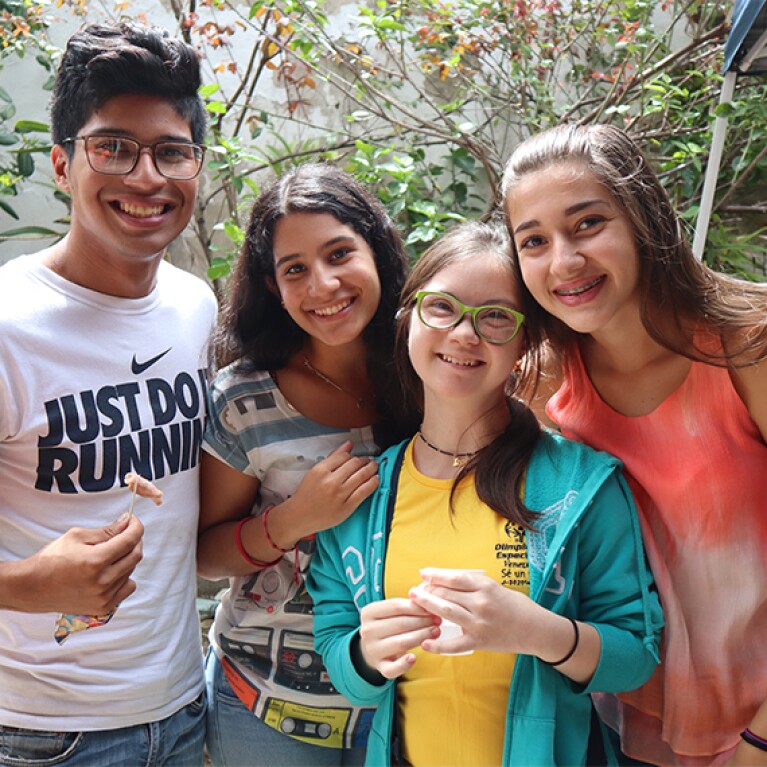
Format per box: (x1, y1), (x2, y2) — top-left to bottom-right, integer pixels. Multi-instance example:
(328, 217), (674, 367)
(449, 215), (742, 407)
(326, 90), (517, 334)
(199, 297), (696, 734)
(303, 355), (366, 409)
(417, 430), (478, 468)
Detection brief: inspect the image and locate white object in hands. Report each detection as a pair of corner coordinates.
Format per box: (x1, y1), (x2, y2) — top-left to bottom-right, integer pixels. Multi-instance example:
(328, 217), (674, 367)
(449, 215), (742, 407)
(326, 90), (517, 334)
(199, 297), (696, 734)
(415, 568), (485, 656)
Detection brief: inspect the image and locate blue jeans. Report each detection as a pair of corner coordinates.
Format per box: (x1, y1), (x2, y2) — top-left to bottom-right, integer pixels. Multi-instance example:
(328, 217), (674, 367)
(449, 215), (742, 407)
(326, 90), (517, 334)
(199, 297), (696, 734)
(205, 651), (365, 767)
(0, 692), (206, 767)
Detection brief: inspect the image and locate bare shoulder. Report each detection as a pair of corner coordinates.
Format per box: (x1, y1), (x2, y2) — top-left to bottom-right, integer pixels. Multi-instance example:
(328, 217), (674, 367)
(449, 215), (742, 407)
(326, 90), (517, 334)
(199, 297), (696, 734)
(720, 321), (767, 442)
(729, 359), (767, 442)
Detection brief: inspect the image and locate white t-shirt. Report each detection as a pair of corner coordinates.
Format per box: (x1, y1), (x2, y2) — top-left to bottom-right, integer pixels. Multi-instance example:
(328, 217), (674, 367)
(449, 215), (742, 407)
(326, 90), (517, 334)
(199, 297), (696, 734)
(0, 253), (217, 730)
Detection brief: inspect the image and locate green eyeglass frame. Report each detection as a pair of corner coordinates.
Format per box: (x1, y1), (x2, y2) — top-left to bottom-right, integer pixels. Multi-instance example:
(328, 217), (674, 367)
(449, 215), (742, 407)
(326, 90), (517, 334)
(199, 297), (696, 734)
(414, 290), (525, 344)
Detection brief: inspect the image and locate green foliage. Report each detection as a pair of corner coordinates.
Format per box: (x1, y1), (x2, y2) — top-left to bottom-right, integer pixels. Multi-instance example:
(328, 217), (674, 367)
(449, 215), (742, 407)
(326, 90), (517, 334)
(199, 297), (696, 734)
(343, 141), (477, 261)
(2, 0), (765, 282)
(180, 0), (764, 280)
(0, 0), (61, 239)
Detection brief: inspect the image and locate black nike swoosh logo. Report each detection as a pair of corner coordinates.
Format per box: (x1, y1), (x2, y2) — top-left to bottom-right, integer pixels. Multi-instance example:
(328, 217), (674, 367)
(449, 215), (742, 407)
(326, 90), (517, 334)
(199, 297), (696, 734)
(131, 348), (172, 375)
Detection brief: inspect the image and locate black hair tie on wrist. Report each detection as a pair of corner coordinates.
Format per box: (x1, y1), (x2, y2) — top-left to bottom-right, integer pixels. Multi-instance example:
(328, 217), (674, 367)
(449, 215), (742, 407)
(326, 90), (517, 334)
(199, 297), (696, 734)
(541, 616), (579, 667)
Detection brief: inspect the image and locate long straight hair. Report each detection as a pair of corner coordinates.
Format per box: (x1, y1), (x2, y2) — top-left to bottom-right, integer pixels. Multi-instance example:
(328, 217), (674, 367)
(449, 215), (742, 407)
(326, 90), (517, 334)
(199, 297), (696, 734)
(395, 221), (541, 529)
(501, 123), (767, 386)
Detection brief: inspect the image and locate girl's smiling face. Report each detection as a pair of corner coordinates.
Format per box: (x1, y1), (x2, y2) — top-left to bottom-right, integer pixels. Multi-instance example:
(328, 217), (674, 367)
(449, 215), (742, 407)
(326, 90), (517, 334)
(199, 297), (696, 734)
(506, 161), (642, 341)
(407, 251), (524, 408)
(271, 211), (382, 350)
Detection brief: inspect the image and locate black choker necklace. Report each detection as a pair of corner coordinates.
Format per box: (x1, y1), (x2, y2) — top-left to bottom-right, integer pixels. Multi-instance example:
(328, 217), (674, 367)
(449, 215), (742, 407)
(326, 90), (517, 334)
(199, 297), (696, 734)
(417, 430), (478, 468)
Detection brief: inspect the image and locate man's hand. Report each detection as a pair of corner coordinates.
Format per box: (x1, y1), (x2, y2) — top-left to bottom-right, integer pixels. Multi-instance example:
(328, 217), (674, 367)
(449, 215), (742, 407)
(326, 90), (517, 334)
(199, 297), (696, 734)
(1, 514), (144, 614)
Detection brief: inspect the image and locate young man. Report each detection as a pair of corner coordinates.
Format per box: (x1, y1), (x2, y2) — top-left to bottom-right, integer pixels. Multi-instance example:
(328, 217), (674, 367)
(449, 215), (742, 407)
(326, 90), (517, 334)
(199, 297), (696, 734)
(0, 23), (217, 766)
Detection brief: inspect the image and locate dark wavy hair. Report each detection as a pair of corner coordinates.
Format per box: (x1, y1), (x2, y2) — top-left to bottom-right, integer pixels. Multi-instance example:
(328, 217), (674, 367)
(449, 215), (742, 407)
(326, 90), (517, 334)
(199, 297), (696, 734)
(394, 220), (541, 528)
(501, 123), (767, 387)
(51, 22), (206, 148)
(216, 162), (414, 447)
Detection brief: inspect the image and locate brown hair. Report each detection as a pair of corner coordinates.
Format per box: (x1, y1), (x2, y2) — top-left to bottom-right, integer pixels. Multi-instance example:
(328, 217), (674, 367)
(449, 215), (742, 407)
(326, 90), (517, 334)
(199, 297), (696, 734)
(51, 23), (205, 148)
(217, 162), (414, 447)
(395, 221), (541, 529)
(501, 123), (767, 386)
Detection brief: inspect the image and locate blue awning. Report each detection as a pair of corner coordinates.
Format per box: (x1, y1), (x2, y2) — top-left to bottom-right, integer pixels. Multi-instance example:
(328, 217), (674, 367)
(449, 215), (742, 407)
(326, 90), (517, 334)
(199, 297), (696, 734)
(723, 0), (767, 74)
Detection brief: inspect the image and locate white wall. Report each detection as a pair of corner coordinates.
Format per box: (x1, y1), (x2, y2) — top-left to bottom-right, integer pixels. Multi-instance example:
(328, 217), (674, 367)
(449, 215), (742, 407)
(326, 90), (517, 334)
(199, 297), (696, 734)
(0, 0), (362, 269)
(0, 3), (179, 264)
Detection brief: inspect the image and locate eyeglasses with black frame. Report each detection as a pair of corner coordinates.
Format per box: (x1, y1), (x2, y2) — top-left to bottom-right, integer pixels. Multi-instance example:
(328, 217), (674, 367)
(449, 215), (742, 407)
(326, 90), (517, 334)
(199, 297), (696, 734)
(414, 290), (525, 345)
(62, 135), (206, 180)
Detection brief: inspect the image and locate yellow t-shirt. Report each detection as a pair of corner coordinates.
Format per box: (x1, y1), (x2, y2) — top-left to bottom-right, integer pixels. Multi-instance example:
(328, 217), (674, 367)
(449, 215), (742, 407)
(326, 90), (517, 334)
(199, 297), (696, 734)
(384, 439), (530, 767)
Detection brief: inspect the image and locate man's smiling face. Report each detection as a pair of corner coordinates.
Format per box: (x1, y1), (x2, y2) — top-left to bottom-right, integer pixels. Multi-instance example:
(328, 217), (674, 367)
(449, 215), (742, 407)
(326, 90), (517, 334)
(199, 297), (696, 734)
(51, 93), (200, 281)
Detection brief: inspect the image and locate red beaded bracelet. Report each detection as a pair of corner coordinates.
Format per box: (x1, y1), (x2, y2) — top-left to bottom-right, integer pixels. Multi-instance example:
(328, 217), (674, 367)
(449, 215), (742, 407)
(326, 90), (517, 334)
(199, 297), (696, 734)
(261, 505), (294, 554)
(235, 516), (282, 569)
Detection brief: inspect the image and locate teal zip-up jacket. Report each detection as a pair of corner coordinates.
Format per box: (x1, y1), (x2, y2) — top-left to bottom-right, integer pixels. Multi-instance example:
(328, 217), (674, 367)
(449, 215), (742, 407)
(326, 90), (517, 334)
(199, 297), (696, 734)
(307, 431), (663, 766)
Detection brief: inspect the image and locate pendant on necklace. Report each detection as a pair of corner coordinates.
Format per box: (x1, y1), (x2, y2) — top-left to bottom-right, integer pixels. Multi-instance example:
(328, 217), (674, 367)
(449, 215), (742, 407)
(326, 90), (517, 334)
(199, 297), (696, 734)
(418, 429), (477, 467)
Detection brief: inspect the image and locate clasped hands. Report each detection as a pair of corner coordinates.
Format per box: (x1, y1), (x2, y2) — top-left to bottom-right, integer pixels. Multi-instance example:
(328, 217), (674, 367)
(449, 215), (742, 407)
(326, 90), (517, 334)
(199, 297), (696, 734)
(358, 568), (538, 679)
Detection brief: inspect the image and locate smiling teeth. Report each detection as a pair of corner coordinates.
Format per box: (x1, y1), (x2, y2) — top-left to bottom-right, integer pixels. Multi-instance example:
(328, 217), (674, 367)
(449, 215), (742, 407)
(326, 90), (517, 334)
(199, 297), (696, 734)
(119, 202), (165, 217)
(441, 354), (479, 367)
(314, 300), (351, 316)
(556, 276), (603, 296)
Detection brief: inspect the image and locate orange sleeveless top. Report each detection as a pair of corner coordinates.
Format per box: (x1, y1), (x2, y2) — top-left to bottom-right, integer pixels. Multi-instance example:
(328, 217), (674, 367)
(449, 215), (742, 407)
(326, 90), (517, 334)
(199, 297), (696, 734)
(547, 344), (767, 766)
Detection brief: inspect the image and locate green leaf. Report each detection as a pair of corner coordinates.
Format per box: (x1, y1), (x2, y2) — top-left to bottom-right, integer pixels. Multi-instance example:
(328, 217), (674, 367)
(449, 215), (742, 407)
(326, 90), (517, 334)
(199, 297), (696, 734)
(452, 153), (476, 174)
(355, 140), (374, 155)
(377, 19), (406, 31)
(406, 226), (437, 244)
(208, 261), (232, 280)
(0, 131), (19, 146)
(14, 120), (49, 133)
(0, 225), (59, 238)
(17, 152), (35, 177)
(223, 221), (242, 239)
(714, 102), (735, 118)
(408, 200), (438, 216)
(0, 199), (19, 219)
(0, 86), (11, 103)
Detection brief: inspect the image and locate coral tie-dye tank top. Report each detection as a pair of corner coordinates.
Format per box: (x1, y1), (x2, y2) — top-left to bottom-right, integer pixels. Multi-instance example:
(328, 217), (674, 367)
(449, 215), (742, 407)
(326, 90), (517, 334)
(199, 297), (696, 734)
(547, 344), (767, 766)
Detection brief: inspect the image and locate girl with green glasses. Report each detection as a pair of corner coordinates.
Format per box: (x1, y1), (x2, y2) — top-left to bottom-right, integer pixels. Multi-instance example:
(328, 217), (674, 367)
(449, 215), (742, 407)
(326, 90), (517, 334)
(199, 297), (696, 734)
(308, 221), (663, 766)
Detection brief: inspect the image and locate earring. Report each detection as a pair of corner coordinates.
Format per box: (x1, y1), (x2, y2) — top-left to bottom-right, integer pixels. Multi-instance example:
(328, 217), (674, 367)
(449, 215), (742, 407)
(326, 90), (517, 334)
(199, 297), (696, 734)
(512, 357), (524, 379)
